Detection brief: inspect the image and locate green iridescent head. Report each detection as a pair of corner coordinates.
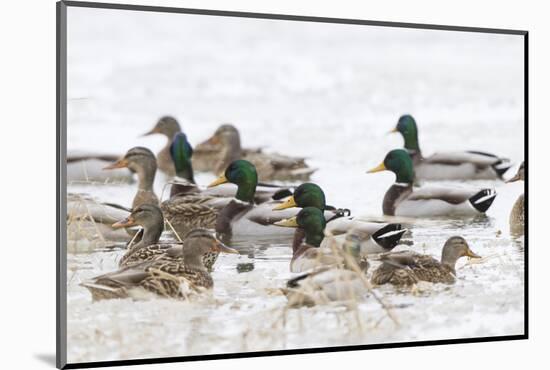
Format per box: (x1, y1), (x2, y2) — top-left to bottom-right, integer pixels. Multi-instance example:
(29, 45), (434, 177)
(208, 159), (258, 203)
(170, 132), (194, 182)
(368, 149), (415, 184)
(274, 207), (326, 247)
(273, 182), (326, 211)
(393, 114), (420, 152)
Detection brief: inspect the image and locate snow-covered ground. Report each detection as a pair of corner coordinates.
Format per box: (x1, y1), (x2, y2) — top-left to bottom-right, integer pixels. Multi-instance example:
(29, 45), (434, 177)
(66, 7), (525, 363)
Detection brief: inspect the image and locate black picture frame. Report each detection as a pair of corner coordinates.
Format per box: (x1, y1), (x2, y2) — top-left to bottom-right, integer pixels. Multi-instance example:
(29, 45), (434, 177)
(56, 1), (529, 368)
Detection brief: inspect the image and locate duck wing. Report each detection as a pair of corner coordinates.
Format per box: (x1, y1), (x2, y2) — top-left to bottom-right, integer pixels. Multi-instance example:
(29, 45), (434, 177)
(406, 186), (479, 204)
(425, 151), (503, 166)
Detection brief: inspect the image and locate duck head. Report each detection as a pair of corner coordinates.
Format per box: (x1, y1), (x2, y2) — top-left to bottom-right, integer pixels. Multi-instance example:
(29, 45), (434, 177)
(180, 229), (238, 266)
(390, 114), (420, 152)
(274, 207), (326, 248)
(104, 147), (157, 189)
(112, 204), (164, 245)
(205, 124), (241, 149)
(273, 182), (326, 211)
(441, 236), (481, 272)
(506, 162), (524, 183)
(143, 116), (181, 139)
(208, 159), (258, 203)
(367, 149), (415, 184)
(170, 132), (195, 183)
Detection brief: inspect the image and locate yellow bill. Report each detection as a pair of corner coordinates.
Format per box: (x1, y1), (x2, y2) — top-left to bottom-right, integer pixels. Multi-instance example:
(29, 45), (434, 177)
(208, 174), (228, 188)
(273, 196), (297, 210)
(367, 162), (386, 173)
(274, 216), (299, 228)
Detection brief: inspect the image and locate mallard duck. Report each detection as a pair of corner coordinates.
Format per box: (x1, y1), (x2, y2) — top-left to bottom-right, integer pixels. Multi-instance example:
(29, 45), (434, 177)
(371, 236), (480, 286)
(506, 162), (524, 235)
(81, 228), (238, 301)
(390, 114), (512, 181)
(282, 235), (369, 307)
(67, 151), (134, 183)
(111, 204), (225, 270)
(104, 147), (159, 209)
(273, 182), (407, 258)
(205, 159), (316, 241)
(367, 149), (497, 217)
(194, 123), (316, 181)
(274, 207), (406, 272)
(142, 116), (181, 177)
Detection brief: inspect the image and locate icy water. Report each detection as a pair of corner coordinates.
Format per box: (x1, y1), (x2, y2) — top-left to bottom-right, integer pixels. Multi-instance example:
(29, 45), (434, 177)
(66, 8), (525, 363)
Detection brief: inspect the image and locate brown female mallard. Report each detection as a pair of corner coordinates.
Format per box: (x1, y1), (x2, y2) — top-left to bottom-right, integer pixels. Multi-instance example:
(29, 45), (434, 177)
(193, 123), (316, 181)
(506, 162), (524, 235)
(103, 147), (159, 209)
(81, 228), (238, 301)
(113, 204), (224, 271)
(371, 236), (480, 286)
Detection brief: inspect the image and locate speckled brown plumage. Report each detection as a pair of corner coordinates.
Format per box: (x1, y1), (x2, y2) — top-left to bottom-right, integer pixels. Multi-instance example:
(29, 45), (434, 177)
(509, 194), (524, 235)
(507, 162), (525, 235)
(371, 252), (455, 286)
(160, 195), (220, 238)
(85, 255), (213, 300)
(119, 243), (219, 271)
(83, 229), (236, 301)
(371, 236), (480, 287)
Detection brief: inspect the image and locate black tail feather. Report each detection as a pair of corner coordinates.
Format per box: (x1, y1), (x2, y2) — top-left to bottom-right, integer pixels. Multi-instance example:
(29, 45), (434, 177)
(469, 189), (497, 213)
(492, 161), (513, 179)
(372, 224), (406, 251)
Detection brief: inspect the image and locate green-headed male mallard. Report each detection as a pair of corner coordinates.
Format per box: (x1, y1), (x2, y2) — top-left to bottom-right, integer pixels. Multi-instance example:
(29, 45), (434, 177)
(142, 116), (181, 177)
(194, 124), (316, 181)
(506, 162), (525, 235)
(275, 207), (405, 272)
(390, 114), (512, 181)
(368, 149), (497, 217)
(104, 147), (159, 209)
(81, 228), (238, 301)
(273, 182), (406, 261)
(371, 236), (480, 286)
(206, 159), (318, 241)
